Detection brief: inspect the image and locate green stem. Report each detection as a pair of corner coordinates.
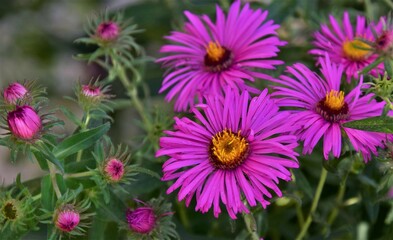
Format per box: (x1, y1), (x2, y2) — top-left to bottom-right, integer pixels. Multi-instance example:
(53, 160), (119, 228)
(32, 193), (41, 202)
(76, 112), (91, 162)
(65, 171), (94, 179)
(296, 202), (305, 228)
(112, 56), (151, 128)
(243, 211), (260, 240)
(323, 171), (349, 234)
(383, 97), (393, 110)
(176, 201), (191, 231)
(49, 163), (62, 199)
(218, 0), (230, 9)
(295, 168), (328, 240)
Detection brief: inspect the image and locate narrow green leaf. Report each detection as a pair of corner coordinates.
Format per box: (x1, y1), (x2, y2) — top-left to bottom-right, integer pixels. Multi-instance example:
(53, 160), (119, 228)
(60, 106), (82, 126)
(53, 123), (110, 160)
(33, 143), (64, 173)
(343, 116), (393, 133)
(41, 175), (55, 211)
(32, 150), (49, 171)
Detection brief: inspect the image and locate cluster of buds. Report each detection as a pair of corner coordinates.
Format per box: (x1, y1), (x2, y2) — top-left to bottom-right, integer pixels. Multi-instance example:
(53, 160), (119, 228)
(1, 81), (45, 144)
(125, 198), (177, 239)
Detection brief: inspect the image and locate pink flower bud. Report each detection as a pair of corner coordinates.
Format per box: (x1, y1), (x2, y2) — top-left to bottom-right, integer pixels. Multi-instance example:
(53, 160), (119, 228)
(126, 207), (156, 234)
(376, 30), (393, 53)
(7, 106), (42, 140)
(3, 83), (28, 104)
(96, 21), (120, 41)
(104, 158), (125, 182)
(82, 85), (101, 97)
(55, 205), (80, 232)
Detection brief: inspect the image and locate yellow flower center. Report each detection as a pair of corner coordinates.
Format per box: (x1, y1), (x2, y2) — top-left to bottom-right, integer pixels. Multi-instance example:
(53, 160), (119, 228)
(342, 39), (371, 61)
(324, 90), (345, 111)
(206, 41), (225, 62)
(209, 129), (249, 169)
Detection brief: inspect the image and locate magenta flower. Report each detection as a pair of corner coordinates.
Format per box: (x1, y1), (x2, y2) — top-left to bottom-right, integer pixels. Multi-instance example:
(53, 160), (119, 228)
(104, 158), (125, 182)
(310, 12), (383, 81)
(96, 21), (120, 41)
(7, 106), (42, 140)
(157, 0), (286, 111)
(55, 206), (80, 232)
(82, 85), (101, 97)
(3, 83), (28, 104)
(157, 88), (299, 219)
(126, 206), (156, 234)
(271, 56), (389, 162)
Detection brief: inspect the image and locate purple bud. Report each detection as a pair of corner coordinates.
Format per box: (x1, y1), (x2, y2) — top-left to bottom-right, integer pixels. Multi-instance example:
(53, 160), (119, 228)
(55, 205), (80, 232)
(96, 21), (120, 41)
(126, 207), (156, 234)
(3, 83), (28, 104)
(376, 30), (393, 52)
(104, 158), (125, 182)
(82, 85), (101, 97)
(7, 106), (42, 140)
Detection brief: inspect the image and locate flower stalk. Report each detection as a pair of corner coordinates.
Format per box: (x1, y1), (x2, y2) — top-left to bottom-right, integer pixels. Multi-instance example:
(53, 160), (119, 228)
(296, 167), (328, 240)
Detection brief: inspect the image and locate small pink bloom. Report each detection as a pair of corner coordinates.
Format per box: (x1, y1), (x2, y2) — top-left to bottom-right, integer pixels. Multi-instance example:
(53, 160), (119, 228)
(126, 207), (156, 234)
(96, 21), (120, 41)
(7, 106), (42, 140)
(55, 207), (80, 232)
(104, 158), (124, 182)
(376, 30), (393, 53)
(3, 83), (28, 104)
(82, 85), (101, 97)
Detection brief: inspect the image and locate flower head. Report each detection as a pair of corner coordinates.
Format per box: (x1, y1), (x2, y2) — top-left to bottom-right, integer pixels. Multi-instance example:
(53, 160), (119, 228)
(104, 158), (125, 182)
(96, 21), (120, 41)
(3, 83), (28, 105)
(126, 206), (156, 234)
(157, 88), (299, 218)
(271, 56), (390, 161)
(82, 84), (102, 97)
(76, 82), (112, 111)
(157, 0), (286, 111)
(124, 198), (177, 239)
(55, 204), (80, 233)
(7, 105), (42, 141)
(310, 12), (384, 81)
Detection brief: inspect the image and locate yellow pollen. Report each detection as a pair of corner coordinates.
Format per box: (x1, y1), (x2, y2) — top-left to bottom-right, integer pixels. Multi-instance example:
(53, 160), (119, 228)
(342, 39), (371, 61)
(206, 41), (225, 61)
(211, 129), (248, 165)
(324, 90), (345, 111)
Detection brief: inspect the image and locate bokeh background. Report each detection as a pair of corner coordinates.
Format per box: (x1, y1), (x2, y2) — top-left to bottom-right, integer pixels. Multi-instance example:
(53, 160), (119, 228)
(1, 0), (392, 239)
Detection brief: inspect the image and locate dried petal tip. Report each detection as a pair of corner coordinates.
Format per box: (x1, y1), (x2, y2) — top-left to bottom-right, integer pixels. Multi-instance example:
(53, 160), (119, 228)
(104, 158), (125, 182)
(55, 205), (80, 232)
(96, 21), (120, 41)
(82, 85), (101, 97)
(126, 207), (156, 234)
(3, 83), (28, 104)
(7, 106), (42, 140)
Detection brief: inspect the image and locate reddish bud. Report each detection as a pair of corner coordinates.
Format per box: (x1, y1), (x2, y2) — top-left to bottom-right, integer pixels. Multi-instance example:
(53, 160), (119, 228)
(55, 205), (80, 232)
(104, 158), (125, 182)
(7, 106), (42, 140)
(96, 21), (120, 41)
(3, 83), (28, 104)
(126, 207), (156, 234)
(82, 85), (101, 97)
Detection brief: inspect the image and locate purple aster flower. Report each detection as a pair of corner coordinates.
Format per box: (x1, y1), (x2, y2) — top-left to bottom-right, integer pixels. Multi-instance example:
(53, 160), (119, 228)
(271, 56), (389, 162)
(310, 12), (384, 81)
(157, 0), (286, 111)
(156, 88), (299, 219)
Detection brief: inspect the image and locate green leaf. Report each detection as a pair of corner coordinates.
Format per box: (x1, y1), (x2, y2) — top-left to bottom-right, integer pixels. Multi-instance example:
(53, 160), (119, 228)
(41, 175), (55, 211)
(33, 142), (64, 173)
(53, 123), (110, 160)
(32, 150), (49, 171)
(343, 116), (393, 133)
(60, 106), (82, 126)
